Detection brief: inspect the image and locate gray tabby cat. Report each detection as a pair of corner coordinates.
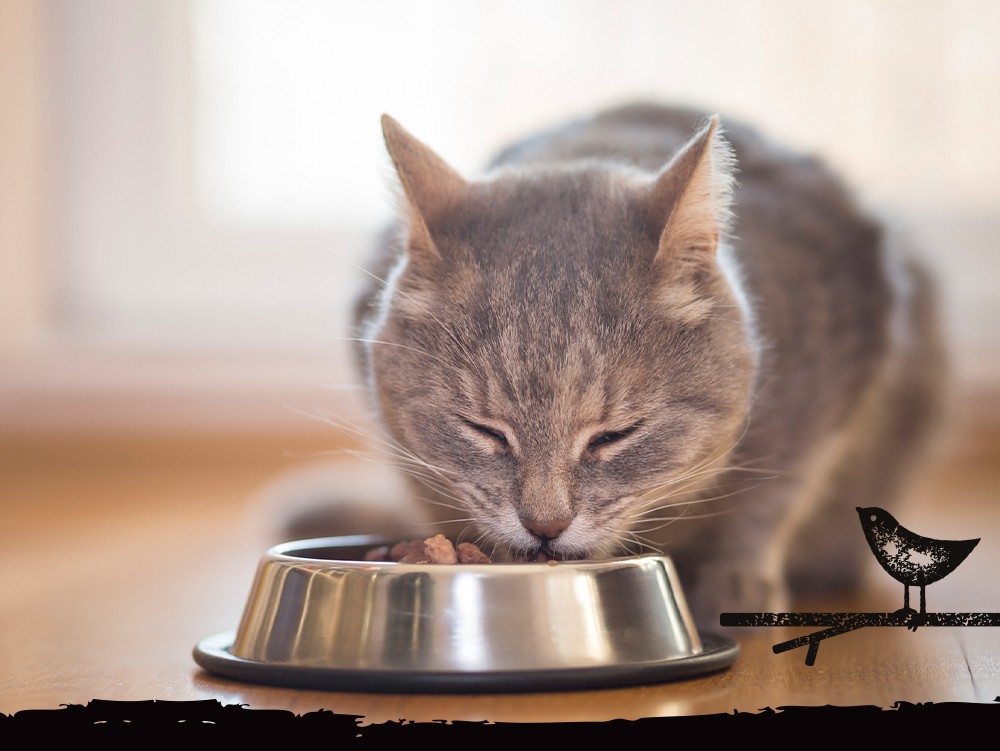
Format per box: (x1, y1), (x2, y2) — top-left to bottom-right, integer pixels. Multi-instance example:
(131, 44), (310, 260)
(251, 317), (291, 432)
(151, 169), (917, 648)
(325, 104), (944, 626)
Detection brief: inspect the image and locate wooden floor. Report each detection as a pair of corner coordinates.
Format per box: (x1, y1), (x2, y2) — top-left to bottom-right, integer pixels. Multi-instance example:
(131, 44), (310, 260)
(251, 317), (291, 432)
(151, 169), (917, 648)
(2, 386), (999, 723)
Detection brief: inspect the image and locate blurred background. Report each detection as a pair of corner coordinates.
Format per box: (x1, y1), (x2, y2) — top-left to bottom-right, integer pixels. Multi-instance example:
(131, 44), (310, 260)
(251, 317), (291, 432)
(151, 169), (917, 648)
(1, 0), (998, 520)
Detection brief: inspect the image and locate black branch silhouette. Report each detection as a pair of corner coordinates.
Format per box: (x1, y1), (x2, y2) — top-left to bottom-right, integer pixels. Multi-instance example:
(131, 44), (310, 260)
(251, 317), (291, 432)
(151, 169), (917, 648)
(720, 611), (1000, 666)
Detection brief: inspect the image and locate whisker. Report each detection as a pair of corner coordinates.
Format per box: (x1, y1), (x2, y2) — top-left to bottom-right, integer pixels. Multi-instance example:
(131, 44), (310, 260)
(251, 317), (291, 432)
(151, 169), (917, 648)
(636, 480), (775, 531)
(333, 249), (481, 367)
(636, 472), (780, 515)
(332, 336), (451, 369)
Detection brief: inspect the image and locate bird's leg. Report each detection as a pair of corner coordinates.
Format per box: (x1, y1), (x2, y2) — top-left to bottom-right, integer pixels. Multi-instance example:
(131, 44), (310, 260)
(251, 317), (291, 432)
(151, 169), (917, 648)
(901, 584), (930, 632)
(895, 584), (918, 626)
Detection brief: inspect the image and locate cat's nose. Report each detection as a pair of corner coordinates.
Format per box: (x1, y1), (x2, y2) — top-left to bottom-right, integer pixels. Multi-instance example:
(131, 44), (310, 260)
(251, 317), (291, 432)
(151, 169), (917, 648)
(521, 518), (571, 542)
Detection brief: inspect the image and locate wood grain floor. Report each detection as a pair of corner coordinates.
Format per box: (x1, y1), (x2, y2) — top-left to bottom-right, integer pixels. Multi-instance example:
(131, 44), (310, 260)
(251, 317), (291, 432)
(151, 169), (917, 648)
(2, 386), (999, 723)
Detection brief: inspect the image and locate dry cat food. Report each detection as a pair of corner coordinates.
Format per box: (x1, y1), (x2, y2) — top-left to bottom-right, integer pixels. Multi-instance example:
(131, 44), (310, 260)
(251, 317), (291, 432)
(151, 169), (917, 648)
(363, 535), (563, 564)
(363, 534), (493, 564)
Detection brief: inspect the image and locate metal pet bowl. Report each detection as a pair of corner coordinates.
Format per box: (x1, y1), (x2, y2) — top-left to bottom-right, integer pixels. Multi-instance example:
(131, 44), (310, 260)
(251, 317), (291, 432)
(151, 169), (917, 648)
(193, 535), (739, 693)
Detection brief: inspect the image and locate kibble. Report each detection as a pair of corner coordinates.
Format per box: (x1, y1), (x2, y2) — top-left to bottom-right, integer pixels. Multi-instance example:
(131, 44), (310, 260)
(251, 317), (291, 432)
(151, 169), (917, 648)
(366, 535), (493, 564)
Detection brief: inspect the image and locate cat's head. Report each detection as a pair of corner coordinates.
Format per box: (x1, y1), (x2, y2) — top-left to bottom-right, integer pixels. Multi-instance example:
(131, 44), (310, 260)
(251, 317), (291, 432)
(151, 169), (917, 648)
(361, 113), (756, 560)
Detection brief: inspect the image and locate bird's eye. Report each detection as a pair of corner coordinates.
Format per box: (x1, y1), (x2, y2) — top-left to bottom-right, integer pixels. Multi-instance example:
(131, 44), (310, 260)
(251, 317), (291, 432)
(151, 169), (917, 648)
(462, 419), (510, 450)
(870, 515), (877, 522)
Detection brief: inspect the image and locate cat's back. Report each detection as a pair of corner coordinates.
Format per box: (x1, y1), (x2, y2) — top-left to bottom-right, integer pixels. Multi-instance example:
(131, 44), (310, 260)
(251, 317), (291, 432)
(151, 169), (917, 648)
(490, 102), (847, 202)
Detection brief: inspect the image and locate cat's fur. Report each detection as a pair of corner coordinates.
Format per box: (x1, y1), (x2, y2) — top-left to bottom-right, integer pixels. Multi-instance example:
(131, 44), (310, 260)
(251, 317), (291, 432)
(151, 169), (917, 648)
(302, 103), (945, 626)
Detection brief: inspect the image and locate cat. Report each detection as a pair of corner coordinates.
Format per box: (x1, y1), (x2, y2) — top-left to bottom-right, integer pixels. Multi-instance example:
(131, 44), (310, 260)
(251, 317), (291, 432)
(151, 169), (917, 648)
(287, 103), (946, 628)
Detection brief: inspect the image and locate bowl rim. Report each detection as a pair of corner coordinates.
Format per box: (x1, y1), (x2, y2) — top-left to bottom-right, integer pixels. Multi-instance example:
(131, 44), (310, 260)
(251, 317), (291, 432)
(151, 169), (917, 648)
(267, 533), (669, 570)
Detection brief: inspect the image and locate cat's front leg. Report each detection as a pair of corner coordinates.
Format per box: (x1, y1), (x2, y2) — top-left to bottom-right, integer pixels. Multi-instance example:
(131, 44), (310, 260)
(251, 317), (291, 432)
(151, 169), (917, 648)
(682, 557), (790, 629)
(666, 480), (801, 629)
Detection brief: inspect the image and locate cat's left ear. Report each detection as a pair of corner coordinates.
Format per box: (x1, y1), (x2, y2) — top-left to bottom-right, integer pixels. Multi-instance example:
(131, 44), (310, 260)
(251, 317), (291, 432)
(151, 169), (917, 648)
(642, 115), (737, 261)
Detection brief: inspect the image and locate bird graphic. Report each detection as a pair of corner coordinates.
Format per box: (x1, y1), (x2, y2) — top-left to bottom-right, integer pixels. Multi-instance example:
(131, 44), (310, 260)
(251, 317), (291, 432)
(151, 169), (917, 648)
(857, 506), (980, 618)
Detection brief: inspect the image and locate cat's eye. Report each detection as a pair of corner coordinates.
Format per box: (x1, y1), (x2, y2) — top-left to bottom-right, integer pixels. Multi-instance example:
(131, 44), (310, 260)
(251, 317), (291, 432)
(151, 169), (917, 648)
(585, 423), (642, 455)
(461, 418), (511, 451)
(588, 431), (627, 448)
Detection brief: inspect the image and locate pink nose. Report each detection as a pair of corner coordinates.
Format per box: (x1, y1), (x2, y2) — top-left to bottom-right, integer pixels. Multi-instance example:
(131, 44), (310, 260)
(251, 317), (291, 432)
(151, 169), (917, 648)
(521, 518), (571, 541)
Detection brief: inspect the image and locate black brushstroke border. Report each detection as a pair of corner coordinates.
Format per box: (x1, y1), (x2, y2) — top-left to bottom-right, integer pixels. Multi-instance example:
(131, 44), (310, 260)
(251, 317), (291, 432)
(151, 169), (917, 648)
(3, 699), (999, 736)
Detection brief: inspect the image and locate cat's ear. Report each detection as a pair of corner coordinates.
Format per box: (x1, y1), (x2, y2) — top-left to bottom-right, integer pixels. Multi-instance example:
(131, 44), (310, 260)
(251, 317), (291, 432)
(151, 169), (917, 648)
(381, 114), (467, 262)
(643, 115), (736, 262)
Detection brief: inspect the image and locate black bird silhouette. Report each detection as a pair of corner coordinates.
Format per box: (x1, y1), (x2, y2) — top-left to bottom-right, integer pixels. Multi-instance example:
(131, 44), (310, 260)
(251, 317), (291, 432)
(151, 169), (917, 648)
(857, 506), (980, 617)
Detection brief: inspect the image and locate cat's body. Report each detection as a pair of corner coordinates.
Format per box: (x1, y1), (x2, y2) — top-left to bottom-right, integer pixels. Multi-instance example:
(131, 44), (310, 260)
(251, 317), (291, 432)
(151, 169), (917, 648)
(329, 103), (945, 626)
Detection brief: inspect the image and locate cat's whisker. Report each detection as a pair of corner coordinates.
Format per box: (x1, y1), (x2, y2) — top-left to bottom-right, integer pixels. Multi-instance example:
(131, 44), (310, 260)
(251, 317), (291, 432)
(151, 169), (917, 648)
(317, 382), (369, 391)
(618, 531), (664, 556)
(408, 488), (466, 512)
(332, 336), (451, 369)
(281, 399), (476, 515)
(704, 317), (745, 325)
(414, 513), (477, 527)
(633, 509), (734, 529)
(397, 470), (469, 507)
(637, 467), (783, 503)
(408, 486), (468, 511)
(643, 486), (777, 517)
(636, 468), (782, 511)
(632, 434), (783, 501)
(379, 450), (455, 476)
(636, 480), (776, 529)
(333, 251), (481, 368)
(628, 496), (736, 537)
(635, 468), (783, 513)
(634, 468), (732, 510)
(305, 407), (459, 482)
(635, 423), (754, 496)
(395, 470), (468, 505)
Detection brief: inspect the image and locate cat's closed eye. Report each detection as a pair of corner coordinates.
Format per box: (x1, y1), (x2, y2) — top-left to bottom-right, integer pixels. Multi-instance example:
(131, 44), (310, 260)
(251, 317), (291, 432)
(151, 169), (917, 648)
(459, 417), (512, 453)
(584, 422), (643, 457)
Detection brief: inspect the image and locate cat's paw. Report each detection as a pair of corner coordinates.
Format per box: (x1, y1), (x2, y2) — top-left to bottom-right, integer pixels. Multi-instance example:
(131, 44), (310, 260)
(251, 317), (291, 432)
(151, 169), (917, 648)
(684, 562), (789, 631)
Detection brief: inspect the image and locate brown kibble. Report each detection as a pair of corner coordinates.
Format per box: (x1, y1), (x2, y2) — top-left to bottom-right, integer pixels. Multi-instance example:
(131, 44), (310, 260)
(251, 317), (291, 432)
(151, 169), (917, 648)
(363, 545), (390, 562)
(424, 534), (458, 564)
(372, 537), (495, 564)
(390, 540), (426, 560)
(398, 552), (432, 564)
(456, 542), (492, 564)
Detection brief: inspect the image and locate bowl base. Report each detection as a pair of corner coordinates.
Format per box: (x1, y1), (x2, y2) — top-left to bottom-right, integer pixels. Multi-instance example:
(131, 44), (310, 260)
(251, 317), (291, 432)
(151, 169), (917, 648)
(193, 630), (739, 694)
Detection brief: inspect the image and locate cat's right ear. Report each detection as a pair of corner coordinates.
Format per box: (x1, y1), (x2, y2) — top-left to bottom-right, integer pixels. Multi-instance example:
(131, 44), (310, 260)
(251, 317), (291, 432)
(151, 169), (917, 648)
(641, 115), (737, 264)
(381, 115), (467, 263)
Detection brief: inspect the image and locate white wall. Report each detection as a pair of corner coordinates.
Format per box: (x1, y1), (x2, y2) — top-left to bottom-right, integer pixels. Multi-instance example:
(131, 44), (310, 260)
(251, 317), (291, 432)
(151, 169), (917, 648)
(2, 0), (998, 430)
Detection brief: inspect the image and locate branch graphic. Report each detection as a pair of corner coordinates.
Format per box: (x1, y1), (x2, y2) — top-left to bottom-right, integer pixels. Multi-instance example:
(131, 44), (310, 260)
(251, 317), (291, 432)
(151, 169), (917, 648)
(720, 612), (1000, 665)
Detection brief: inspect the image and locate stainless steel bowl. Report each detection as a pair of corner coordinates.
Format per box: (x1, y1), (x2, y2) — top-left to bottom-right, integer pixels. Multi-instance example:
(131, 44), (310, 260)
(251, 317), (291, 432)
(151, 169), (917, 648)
(194, 535), (739, 692)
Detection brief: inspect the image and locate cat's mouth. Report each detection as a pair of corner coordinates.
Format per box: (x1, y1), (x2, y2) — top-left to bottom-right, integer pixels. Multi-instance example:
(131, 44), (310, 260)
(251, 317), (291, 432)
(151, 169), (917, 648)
(507, 547), (575, 563)
(501, 541), (604, 563)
